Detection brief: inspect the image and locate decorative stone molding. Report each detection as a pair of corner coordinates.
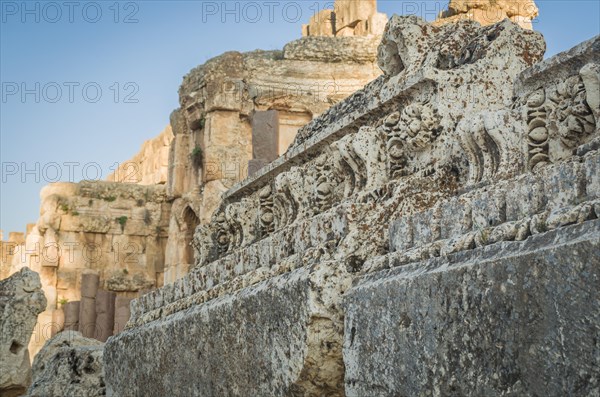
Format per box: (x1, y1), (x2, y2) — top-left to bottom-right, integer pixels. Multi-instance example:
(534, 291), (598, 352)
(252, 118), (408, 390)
(195, 17), (546, 267)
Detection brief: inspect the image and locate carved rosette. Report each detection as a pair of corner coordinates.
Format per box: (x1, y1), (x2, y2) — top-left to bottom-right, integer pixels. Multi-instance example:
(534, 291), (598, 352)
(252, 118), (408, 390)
(187, 16), (553, 268)
(380, 111), (404, 179)
(552, 76), (595, 149)
(380, 102), (441, 179)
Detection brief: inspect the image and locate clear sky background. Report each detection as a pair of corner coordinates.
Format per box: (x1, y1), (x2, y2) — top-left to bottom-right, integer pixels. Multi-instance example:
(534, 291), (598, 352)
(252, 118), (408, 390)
(1, 0), (599, 234)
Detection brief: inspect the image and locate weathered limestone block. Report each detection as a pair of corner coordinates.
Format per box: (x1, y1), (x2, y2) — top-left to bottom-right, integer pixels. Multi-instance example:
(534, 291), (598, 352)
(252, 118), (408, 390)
(166, 110), (193, 198)
(104, 15), (596, 397)
(285, 16), (544, 172)
(344, 221), (600, 397)
(105, 270), (155, 292)
(580, 63), (600, 121)
(208, 16), (545, 273)
(335, 0), (378, 30)
(26, 331), (105, 397)
(105, 262), (350, 397)
(8, 178), (170, 353)
(203, 110), (252, 182)
(283, 35), (380, 64)
(0, 268), (47, 397)
(302, 9), (334, 37)
(157, 17), (385, 285)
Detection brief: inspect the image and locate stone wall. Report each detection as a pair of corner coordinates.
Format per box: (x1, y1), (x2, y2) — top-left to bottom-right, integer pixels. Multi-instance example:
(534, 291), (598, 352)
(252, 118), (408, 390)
(6, 181), (170, 357)
(105, 16), (599, 396)
(344, 221), (599, 396)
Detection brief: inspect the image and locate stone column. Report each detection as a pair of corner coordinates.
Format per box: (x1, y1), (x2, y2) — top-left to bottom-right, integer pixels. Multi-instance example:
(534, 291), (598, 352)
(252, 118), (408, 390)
(63, 301), (80, 331)
(51, 308), (65, 337)
(95, 289), (116, 342)
(113, 296), (133, 335)
(78, 273), (99, 338)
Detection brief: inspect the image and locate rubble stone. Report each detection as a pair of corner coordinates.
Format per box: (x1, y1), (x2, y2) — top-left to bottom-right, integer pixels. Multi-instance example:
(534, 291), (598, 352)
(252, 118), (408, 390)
(0, 268), (47, 397)
(26, 331), (105, 397)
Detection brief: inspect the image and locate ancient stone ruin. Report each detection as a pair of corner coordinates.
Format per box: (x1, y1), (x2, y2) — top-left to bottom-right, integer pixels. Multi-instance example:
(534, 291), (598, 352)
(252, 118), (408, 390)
(0, 0), (384, 359)
(435, 0), (539, 29)
(302, 0), (388, 37)
(1, 181), (170, 358)
(1, 0), (599, 395)
(163, 26), (383, 284)
(104, 13), (599, 397)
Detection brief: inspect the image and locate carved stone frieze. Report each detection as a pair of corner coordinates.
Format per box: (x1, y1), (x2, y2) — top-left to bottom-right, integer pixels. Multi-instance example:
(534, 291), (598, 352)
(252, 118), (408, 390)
(193, 16), (549, 266)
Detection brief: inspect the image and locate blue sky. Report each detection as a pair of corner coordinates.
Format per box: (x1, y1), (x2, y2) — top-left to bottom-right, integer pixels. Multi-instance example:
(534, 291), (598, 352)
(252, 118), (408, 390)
(1, 0), (599, 234)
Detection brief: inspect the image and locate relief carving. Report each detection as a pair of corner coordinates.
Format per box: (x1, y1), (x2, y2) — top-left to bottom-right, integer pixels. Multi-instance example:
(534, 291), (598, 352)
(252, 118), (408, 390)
(192, 224), (213, 267)
(225, 199), (256, 249)
(258, 185), (275, 234)
(337, 126), (388, 197)
(273, 171), (299, 229)
(524, 64), (598, 170)
(458, 112), (510, 184)
(525, 88), (550, 170)
(380, 102), (442, 179)
(312, 153), (335, 212)
(187, 16), (551, 267)
(552, 75), (596, 149)
(213, 211), (231, 256)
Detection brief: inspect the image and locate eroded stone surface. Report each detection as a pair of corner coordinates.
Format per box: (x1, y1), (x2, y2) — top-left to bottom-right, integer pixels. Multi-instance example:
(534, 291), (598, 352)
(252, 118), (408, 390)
(199, 16), (546, 270)
(26, 331), (105, 397)
(0, 268), (47, 397)
(161, 30), (383, 285)
(106, 262), (350, 397)
(344, 221), (600, 397)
